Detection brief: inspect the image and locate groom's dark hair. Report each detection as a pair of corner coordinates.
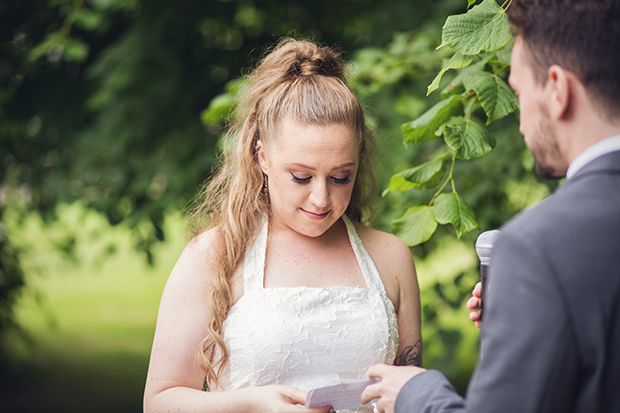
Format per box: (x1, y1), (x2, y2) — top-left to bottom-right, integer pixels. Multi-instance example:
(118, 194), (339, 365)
(509, 0), (620, 121)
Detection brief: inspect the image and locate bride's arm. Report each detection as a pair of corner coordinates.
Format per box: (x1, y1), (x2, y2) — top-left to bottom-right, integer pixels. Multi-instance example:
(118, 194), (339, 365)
(143, 229), (331, 413)
(354, 224), (422, 367)
(391, 241), (422, 367)
(357, 226), (424, 412)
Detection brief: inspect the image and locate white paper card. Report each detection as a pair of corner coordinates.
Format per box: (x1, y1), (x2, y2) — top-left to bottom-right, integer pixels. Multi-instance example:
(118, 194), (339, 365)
(305, 378), (378, 410)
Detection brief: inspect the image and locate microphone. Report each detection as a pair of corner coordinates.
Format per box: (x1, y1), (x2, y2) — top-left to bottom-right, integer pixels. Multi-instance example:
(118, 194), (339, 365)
(475, 229), (501, 320)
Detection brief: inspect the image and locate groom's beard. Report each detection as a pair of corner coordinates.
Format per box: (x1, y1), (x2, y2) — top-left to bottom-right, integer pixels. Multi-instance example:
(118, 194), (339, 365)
(528, 107), (566, 180)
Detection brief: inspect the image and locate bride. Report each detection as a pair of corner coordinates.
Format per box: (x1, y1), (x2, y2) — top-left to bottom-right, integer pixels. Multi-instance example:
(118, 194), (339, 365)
(143, 38), (422, 413)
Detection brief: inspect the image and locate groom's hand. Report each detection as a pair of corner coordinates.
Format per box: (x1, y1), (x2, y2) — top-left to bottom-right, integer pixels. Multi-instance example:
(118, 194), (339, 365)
(467, 282), (482, 328)
(361, 364), (426, 413)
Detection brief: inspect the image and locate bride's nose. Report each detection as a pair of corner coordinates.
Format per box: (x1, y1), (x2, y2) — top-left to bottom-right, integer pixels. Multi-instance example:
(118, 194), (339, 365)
(309, 181), (331, 208)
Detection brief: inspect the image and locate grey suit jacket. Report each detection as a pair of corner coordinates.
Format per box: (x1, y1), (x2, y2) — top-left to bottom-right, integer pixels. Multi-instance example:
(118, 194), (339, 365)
(396, 150), (620, 413)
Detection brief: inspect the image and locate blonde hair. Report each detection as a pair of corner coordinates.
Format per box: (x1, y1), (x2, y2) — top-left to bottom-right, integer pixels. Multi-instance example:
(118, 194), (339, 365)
(189, 37), (378, 389)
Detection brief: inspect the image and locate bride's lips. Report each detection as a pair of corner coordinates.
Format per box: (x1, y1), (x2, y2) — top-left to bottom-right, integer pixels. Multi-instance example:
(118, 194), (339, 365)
(301, 209), (330, 220)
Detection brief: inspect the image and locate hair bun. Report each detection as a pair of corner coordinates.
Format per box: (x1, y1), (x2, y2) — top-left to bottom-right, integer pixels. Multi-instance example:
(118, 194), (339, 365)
(275, 40), (344, 80)
(287, 57), (338, 78)
(287, 60), (304, 77)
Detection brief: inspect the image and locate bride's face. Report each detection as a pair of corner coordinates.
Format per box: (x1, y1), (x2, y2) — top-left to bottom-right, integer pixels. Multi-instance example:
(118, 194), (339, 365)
(257, 118), (359, 238)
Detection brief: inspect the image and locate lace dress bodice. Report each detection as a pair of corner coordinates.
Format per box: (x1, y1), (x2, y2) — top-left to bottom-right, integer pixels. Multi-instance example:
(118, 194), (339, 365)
(214, 216), (399, 412)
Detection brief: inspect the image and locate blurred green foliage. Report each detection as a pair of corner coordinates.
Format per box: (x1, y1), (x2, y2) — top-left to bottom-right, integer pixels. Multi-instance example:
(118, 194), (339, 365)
(1, 0), (559, 398)
(0, 0), (459, 365)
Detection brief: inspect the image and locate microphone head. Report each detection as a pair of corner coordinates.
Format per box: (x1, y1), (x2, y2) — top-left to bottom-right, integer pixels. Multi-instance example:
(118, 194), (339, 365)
(475, 229), (501, 265)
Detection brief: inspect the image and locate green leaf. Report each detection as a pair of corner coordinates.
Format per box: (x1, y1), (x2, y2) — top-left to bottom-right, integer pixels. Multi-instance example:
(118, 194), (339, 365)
(73, 9), (104, 31)
(463, 71), (519, 123)
(440, 53), (494, 98)
(63, 38), (90, 63)
(28, 32), (63, 61)
(393, 206), (438, 246)
(468, 0), (477, 7)
(495, 37), (514, 65)
(433, 192), (478, 238)
(384, 158), (447, 194)
(28, 33), (89, 63)
(442, 116), (495, 159)
(201, 93), (235, 125)
(201, 78), (248, 125)
(439, 0), (512, 55)
(427, 53), (474, 96)
(402, 95), (463, 144)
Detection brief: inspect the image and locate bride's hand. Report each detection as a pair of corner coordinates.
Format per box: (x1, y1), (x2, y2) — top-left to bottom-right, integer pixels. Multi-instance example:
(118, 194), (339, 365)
(248, 385), (333, 413)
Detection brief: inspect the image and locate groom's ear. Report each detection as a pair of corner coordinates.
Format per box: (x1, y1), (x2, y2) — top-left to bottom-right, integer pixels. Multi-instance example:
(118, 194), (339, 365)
(546, 65), (573, 120)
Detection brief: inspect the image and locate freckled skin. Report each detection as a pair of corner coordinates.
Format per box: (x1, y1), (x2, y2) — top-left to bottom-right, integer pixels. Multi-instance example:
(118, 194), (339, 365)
(255, 119), (365, 289)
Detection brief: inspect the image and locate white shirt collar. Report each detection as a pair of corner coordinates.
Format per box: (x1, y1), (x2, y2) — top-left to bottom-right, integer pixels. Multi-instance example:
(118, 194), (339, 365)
(566, 134), (620, 179)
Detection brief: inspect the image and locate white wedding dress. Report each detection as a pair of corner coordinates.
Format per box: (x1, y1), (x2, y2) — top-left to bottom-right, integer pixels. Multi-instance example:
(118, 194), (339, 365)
(213, 215), (399, 412)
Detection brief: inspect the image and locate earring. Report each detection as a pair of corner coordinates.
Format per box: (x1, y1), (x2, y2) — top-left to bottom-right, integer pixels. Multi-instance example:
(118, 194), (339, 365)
(262, 174), (269, 195)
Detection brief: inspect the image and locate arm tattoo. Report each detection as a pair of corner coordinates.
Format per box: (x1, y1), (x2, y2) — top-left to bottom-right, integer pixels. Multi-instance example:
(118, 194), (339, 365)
(394, 339), (422, 367)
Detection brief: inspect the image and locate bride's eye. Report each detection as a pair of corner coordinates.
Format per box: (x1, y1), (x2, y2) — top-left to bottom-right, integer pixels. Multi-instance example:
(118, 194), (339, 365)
(331, 175), (351, 185)
(290, 172), (311, 184)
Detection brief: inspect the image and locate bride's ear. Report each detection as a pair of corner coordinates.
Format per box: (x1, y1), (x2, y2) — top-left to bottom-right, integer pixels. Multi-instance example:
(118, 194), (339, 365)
(256, 140), (269, 173)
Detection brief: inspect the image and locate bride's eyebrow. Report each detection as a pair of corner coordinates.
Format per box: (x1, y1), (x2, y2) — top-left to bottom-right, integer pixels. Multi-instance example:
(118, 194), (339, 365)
(333, 162), (356, 170)
(287, 162), (356, 171)
(287, 163), (315, 170)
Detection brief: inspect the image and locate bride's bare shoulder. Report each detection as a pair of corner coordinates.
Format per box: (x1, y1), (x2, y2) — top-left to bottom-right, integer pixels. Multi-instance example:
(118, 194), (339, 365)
(352, 221), (412, 264)
(185, 226), (222, 258)
(351, 221), (416, 301)
(168, 226), (223, 288)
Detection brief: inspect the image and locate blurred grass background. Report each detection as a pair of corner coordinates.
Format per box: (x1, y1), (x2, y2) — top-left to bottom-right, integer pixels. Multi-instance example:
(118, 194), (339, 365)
(2, 201), (483, 411)
(2, 204), (184, 412)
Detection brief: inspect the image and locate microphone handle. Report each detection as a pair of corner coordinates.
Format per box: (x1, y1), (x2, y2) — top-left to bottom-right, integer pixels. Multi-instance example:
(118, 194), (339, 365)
(480, 263), (489, 320)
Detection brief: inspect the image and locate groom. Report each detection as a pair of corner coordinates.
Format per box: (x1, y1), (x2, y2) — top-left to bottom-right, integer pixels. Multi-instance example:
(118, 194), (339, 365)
(362, 0), (620, 412)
